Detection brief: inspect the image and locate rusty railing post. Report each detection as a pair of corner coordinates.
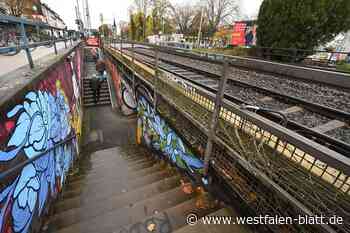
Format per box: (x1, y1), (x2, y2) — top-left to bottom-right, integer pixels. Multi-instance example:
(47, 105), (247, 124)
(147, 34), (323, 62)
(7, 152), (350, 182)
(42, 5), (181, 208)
(153, 45), (159, 109)
(51, 28), (57, 55)
(132, 41), (136, 94)
(203, 59), (229, 176)
(64, 30), (67, 49)
(20, 22), (34, 69)
(70, 31), (73, 46)
(36, 24), (40, 42)
(120, 36), (123, 55)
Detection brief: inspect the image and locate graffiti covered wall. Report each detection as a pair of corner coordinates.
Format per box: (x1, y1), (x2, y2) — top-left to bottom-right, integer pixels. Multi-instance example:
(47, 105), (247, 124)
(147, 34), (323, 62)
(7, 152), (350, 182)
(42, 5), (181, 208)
(137, 96), (204, 174)
(105, 58), (123, 107)
(0, 48), (83, 233)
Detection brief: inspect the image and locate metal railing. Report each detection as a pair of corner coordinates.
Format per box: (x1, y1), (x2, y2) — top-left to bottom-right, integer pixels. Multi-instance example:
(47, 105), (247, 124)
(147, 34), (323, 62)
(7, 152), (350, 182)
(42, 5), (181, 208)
(105, 42), (350, 233)
(0, 14), (79, 68)
(0, 134), (77, 181)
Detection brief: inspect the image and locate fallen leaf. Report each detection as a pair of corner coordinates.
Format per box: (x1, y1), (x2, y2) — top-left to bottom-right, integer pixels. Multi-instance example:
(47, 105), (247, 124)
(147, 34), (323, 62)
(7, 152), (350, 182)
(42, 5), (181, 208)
(147, 223), (156, 232)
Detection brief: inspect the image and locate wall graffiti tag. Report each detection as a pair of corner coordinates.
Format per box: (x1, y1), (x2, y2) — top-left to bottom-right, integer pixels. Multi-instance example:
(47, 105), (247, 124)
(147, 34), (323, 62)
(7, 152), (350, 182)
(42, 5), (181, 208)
(137, 96), (204, 174)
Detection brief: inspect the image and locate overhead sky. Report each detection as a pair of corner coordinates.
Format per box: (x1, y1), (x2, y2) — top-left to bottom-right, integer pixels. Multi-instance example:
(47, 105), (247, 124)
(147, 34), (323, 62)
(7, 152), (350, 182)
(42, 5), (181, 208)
(42, 0), (263, 30)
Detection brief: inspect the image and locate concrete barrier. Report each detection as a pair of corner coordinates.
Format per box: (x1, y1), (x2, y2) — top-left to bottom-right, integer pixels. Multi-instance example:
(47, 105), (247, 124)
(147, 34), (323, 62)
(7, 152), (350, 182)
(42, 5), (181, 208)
(0, 43), (84, 233)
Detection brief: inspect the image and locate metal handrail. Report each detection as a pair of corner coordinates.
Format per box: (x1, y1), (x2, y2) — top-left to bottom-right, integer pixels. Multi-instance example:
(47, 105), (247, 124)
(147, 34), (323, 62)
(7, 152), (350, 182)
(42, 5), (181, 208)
(104, 42), (350, 176)
(0, 38), (73, 51)
(0, 134), (77, 181)
(0, 14), (79, 68)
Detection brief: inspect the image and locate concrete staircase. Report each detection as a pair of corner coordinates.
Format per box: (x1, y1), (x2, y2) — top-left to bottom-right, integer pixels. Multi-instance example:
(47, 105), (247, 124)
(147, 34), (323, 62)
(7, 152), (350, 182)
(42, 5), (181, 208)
(46, 145), (252, 233)
(83, 55), (111, 108)
(47, 48), (255, 233)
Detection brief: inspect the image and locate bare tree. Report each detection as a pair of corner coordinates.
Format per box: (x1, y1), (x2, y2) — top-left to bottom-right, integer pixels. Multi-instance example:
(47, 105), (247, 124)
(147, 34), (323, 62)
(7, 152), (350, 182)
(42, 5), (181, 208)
(205, 0), (239, 36)
(169, 3), (197, 35)
(151, 0), (170, 33)
(5, 0), (26, 17)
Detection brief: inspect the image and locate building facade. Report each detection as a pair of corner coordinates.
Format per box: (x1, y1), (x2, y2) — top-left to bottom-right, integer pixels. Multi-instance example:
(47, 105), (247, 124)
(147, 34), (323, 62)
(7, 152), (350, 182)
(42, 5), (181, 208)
(0, 0), (66, 30)
(41, 3), (66, 29)
(0, 0), (9, 14)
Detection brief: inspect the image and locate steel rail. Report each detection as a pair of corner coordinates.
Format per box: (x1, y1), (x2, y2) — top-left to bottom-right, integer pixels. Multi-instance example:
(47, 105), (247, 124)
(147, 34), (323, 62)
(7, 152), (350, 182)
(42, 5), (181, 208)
(131, 47), (350, 121)
(113, 40), (350, 87)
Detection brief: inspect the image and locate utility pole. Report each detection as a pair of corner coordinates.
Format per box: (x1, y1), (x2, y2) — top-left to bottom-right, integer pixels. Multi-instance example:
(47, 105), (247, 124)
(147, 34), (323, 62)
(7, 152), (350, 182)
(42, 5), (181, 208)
(85, 0), (91, 33)
(81, 0), (86, 29)
(75, 0), (83, 33)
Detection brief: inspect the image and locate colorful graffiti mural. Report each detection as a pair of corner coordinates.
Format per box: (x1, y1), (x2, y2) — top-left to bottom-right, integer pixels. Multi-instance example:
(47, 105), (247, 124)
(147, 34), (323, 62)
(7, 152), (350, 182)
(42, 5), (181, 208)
(105, 58), (123, 107)
(137, 96), (204, 174)
(0, 48), (83, 233)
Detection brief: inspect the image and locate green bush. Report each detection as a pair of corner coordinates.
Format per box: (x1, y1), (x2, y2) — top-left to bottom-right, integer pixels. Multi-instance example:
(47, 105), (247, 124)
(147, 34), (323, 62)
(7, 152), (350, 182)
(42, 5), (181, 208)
(337, 63), (350, 73)
(257, 0), (350, 54)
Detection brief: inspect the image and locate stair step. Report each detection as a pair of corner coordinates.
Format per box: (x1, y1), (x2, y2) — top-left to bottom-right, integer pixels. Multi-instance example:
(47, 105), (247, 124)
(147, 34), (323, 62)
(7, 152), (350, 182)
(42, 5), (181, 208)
(83, 82), (108, 86)
(174, 207), (253, 233)
(87, 147), (151, 163)
(83, 86), (109, 91)
(84, 89), (109, 96)
(82, 157), (157, 175)
(84, 88), (110, 93)
(84, 101), (111, 107)
(83, 96), (111, 103)
(83, 92), (110, 98)
(83, 81), (108, 85)
(66, 162), (165, 188)
(65, 157), (156, 194)
(83, 89), (109, 94)
(83, 84), (108, 89)
(83, 88), (109, 92)
(51, 175), (182, 229)
(55, 169), (176, 212)
(52, 186), (196, 233)
(64, 160), (158, 191)
(113, 197), (219, 233)
(77, 155), (155, 173)
(83, 153), (152, 169)
(62, 165), (170, 199)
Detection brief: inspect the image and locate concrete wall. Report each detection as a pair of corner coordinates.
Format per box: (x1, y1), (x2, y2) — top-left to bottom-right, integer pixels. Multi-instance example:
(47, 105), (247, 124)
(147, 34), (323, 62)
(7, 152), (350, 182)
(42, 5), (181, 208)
(0, 0), (8, 14)
(105, 57), (123, 108)
(0, 47), (83, 233)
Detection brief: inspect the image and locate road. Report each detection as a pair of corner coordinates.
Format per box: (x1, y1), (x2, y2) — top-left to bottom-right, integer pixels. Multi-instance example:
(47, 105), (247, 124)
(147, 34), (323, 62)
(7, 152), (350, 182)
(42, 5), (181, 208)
(0, 42), (72, 77)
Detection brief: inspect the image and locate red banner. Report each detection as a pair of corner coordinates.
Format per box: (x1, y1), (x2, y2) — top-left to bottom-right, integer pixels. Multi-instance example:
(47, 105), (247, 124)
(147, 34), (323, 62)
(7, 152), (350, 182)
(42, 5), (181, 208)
(86, 37), (99, 47)
(231, 22), (247, 46)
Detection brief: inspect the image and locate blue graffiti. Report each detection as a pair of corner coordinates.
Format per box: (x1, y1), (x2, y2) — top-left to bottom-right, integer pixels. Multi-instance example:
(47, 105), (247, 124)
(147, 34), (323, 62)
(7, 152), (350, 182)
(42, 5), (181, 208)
(0, 88), (76, 233)
(138, 97), (204, 173)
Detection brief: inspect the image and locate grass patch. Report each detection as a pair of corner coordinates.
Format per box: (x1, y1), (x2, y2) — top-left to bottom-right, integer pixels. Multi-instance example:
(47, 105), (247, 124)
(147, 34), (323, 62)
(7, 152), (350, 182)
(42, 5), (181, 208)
(337, 63), (350, 73)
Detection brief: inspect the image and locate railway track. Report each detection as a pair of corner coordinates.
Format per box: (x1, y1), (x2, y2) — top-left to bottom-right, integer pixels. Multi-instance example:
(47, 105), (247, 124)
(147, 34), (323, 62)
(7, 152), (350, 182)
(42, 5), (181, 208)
(114, 45), (350, 156)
